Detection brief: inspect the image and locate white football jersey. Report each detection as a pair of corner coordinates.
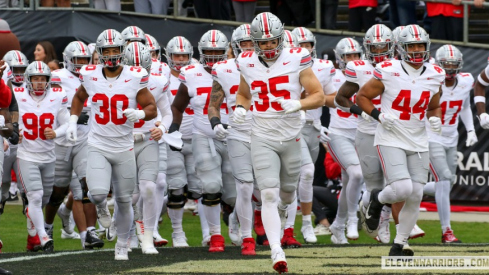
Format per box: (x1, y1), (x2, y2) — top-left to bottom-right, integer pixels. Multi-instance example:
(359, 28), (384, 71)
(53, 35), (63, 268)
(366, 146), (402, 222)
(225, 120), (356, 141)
(427, 73), (474, 147)
(134, 72), (170, 134)
(374, 60), (445, 151)
(178, 63), (228, 140)
(212, 58), (252, 143)
(305, 58), (336, 123)
(328, 69), (358, 140)
(344, 60), (380, 135)
(167, 74), (194, 140)
(8, 82), (28, 149)
(150, 59), (171, 80)
(51, 68), (90, 146)
(79, 64), (148, 152)
(15, 87), (69, 162)
(236, 48), (312, 141)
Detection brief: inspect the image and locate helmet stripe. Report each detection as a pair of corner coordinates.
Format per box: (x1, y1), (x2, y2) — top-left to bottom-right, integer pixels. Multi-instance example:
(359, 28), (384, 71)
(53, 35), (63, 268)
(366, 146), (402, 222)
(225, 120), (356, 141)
(132, 26), (138, 37)
(146, 35), (154, 48)
(134, 43), (140, 66)
(299, 27), (306, 40)
(78, 42), (87, 55)
(448, 45), (454, 58)
(37, 61), (42, 72)
(178, 36), (184, 52)
(15, 51), (23, 64)
(286, 31), (293, 45)
(347, 38), (356, 51)
(245, 24), (250, 35)
(262, 13), (270, 36)
(211, 30), (217, 47)
(108, 29), (113, 45)
(375, 24), (381, 40)
(412, 25), (419, 39)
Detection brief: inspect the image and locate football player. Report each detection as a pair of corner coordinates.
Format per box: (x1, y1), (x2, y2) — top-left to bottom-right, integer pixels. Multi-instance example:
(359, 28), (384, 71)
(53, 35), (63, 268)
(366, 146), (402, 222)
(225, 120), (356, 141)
(67, 29), (157, 260)
(145, 34), (171, 79)
(235, 12), (324, 273)
(357, 25), (445, 256)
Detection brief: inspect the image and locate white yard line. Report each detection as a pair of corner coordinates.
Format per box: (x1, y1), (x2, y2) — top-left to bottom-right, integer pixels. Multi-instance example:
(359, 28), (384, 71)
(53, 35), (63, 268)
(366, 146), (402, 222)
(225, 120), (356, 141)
(0, 249), (113, 263)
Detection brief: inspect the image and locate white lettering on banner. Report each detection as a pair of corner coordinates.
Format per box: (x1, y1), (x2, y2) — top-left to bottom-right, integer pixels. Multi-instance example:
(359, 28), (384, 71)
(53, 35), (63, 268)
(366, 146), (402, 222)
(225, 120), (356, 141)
(457, 152), (489, 171)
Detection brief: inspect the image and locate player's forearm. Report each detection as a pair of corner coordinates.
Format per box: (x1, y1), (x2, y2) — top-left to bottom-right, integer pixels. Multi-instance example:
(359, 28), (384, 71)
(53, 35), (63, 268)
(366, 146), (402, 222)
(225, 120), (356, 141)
(71, 96), (84, 117)
(156, 97), (172, 130)
(426, 107), (442, 119)
(171, 105), (184, 126)
(300, 90), (324, 110)
(460, 106), (475, 132)
(54, 123), (69, 137)
(474, 82), (487, 115)
(323, 93), (336, 108)
(11, 111), (18, 123)
(356, 94), (375, 116)
(236, 93), (251, 111)
(142, 103), (157, 121)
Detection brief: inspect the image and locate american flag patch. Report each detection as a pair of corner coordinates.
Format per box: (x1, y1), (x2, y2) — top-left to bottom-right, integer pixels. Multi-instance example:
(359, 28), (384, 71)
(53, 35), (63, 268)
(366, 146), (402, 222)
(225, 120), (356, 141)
(374, 68), (382, 80)
(62, 96), (68, 103)
(300, 55), (312, 66)
(345, 68), (356, 78)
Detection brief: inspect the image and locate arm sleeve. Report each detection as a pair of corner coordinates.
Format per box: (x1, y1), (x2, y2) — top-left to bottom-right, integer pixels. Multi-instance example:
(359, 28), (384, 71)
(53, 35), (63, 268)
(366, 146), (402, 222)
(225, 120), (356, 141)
(324, 152), (341, 179)
(460, 96), (475, 132)
(0, 79), (12, 108)
(9, 89), (18, 112)
(323, 77), (336, 95)
(156, 92), (173, 131)
(54, 106), (70, 137)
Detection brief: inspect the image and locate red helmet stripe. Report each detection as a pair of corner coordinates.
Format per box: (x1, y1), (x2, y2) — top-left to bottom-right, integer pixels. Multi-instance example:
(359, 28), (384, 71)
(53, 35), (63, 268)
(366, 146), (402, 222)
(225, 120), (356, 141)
(132, 26), (138, 37)
(262, 13), (270, 36)
(448, 45), (454, 58)
(15, 51), (23, 64)
(299, 27), (306, 40)
(134, 44), (140, 66)
(146, 35), (153, 48)
(286, 31), (293, 44)
(178, 36), (184, 52)
(412, 25), (419, 39)
(107, 29), (113, 45)
(375, 24), (381, 39)
(347, 38), (356, 51)
(78, 42), (87, 55)
(37, 61), (43, 72)
(245, 24), (250, 35)
(211, 30), (217, 47)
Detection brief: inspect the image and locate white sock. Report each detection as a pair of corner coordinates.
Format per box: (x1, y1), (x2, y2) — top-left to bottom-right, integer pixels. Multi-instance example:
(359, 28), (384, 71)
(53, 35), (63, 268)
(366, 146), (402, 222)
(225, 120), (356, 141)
(153, 173), (167, 230)
(114, 201), (134, 244)
(334, 178), (348, 226)
(59, 203), (71, 216)
(27, 190), (47, 238)
(394, 181), (423, 244)
(424, 181), (436, 196)
(284, 198), (297, 229)
(435, 180), (451, 230)
(203, 204), (221, 236)
(298, 163), (314, 203)
(235, 180), (253, 238)
(139, 180), (157, 232)
(345, 165), (363, 218)
(198, 198), (210, 238)
(80, 231), (87, 248)
(168, 208), (184, 234)
(302, 214), (312, 226)
(261, 188), (281, 248)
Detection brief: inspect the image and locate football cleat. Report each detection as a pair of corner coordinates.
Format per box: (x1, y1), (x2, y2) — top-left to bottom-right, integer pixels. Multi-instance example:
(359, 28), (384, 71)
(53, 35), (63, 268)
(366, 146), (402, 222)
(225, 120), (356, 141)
(208, 234), (225, 252)
(281, 228), (302, 248)
(85, 229), (105, 249)
(313, 224), (331, 236)
(61, 229), (81, 240)
(57, 206), (74, 234)
(301, 224), (317, 243)
(115, 242), (129, 260)
(40, 235), (54, 253)
(360, 190), (383, 239)
(442, 227), (462, 243)
(271, 247), (288, 274)
(96, 204), (111, 228)
(26, 234), (42, 252)
(330, 223), (349, 244)
(409, 224), (425, 240)
(45, 226), (54, 240)
(346, 217), (359, 240)
(172, 232), (189, 248)
(253, 210), (266, 236)
(241, 237), (256, 256)
(389, 243), (414, 256)
(106, 219), (116, 242)
(153, 231), (168, 247)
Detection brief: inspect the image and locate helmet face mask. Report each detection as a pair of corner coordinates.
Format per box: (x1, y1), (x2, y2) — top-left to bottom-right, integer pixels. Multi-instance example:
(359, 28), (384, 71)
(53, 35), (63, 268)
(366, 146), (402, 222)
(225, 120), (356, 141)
(96, 29), (126, 70)
(250, 12), (284, 61)
(397, 25), (431, 65)
(435, 44), (463, 80)
(63, 41), (92, 75)
(363, 24), (394, 65)
(231, 24), (253, 57)
(3, 50), (28, 84)
(197, 30), (229, 68)
(165, 36), (193, 71)
(12, 66), (26, 83)
(334, 38), (363, 70)
(25, 61), (51, 96)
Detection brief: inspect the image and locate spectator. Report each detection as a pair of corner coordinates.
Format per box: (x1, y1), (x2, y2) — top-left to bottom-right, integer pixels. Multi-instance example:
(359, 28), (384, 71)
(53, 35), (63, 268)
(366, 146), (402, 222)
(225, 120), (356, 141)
(389, 0), (417, 28)
(232, 0), (256, 23)
(0, 0), (19, 7)
(348, 0), (377, 32)
(93, 0), (121, 11)
(34, 41), (57, 64)
(425, 0), (484, 41)
(194, 0), (231, 20)
(48, 59), (61, 71)
(312, 0), (338, 29)
(0, 19), (20, 59)
(40, 0), (70, 7)
(270, 0), (313, 26)
(135, 0), (167, 15)
(88, 43), (100, 64)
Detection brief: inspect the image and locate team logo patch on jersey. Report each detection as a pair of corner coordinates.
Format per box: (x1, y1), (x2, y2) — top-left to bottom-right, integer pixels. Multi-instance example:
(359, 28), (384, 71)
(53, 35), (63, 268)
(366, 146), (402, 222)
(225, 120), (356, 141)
(247, 64), (254, 68)
(62, 96), (68, 103)
(90, 77), (97, 81)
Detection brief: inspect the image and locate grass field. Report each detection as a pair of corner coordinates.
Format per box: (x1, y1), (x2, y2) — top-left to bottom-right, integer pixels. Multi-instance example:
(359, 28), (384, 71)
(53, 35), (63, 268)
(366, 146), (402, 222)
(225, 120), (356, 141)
(0, 204), (488, 274)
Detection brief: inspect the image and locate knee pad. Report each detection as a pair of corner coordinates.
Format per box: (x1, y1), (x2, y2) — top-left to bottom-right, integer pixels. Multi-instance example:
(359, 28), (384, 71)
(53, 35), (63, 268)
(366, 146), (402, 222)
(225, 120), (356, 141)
(167, 189), (187, 209)
(187, 190), (202, 200)
(300, 163), (315, 181)
(27, 190), (43, 207)
(202, 192), (222, 206)
(347, 165), (363, 182)
(261, 188), (279, 204)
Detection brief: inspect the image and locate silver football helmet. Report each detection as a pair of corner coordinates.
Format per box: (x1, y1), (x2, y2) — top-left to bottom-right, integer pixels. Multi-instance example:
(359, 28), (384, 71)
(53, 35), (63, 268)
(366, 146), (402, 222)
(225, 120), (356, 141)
(145, 34), (161, 61)
(96, 29), (125, 69)
(292, 27), (316, 58)
(435, 44), (463, 80)
(363, 24), (394, 65)
(3, 50), (28, 84)
(24, 61), (51, 96)
(165, 36), (193, 71)
(397, 24), (431, 64)
(121, 26), (146, 44)
(231, 24), (253, 57)
(198, 30), (228, 68)
(63, 41), (92, 75)
(334, 38), (363, 70)
(283, 30), (298, 48)
(123, 42), (152, 72)
(250, 12), (284, 60)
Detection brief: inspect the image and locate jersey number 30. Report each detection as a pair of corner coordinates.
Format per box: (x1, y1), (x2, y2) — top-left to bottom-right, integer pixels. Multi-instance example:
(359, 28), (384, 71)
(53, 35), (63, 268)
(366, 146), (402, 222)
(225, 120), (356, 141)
(92, 93), (129, 125)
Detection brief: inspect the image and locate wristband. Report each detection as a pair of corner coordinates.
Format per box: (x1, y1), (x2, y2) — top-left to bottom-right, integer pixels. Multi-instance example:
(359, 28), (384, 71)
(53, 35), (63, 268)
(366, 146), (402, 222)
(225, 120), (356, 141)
(370, 108), (381, 121)
(478, 74), (489, 87)
(474, 96), (486, 104)
(236, 104), (245, 110)
(350, 105), (363, 116)
(157, 124), (167, 133)
(168, 122), (180, 133)
(69, 115), (79, 124)
(210, 117), (222, 130)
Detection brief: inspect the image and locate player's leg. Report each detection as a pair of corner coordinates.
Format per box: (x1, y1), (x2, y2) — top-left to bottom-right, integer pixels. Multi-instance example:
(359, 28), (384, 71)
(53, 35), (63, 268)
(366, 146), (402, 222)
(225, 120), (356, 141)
(152, 141), (168, 247)
(0, 145), (12, 215)
(193, 134), (225, 252)
(227, 139), (255, 254)
(134, 139), (159, 253)
(39, 161), (56, 251)
(327, 133), (363, 241)
(298, 136), (316, 244)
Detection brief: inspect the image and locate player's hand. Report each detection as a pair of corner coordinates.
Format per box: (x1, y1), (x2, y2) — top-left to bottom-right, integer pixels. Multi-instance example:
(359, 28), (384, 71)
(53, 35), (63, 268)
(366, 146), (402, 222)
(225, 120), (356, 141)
(379, 113), (397, 131)
(149, 127), (163, 141)
(3, 138), (8, 152)
(0, 60), (6, 77)
(77, 112), (89, 125)
(478, 113), (489, 129)
(44, 127), (56, 140)
(233, 106), (247, 124)
(155, 121), (161, 127)
(123, 108), (145, 123)
(66, 115), (78, 142)
(0, 115), (5, 128)
(361, 111), (372, 122)
(277, 99), (302, 114)
(429, 117), (442, 133)
(466, 130), (478, 147)
(320, 126), (331, 143)
(8, 131), (19, 145)
(18, 129), (23, 144)
(214, 124), (230, 140)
